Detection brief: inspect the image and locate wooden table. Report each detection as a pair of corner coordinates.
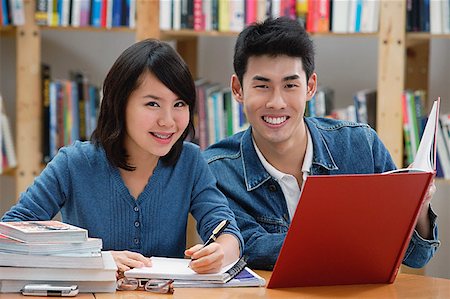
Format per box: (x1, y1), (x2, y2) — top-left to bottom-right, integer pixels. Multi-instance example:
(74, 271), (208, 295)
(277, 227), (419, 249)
(2, 272), (450, 298)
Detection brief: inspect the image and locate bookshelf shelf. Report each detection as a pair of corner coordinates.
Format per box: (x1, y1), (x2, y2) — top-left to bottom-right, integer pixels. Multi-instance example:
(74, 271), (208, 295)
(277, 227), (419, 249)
(407, 32), (450, 40)
(161, 30), (379, 39)
(39, 26), (135, 33)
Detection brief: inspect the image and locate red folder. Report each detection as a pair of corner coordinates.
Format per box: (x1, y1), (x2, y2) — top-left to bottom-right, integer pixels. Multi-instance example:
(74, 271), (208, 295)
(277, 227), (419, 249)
(267, 171), (434, 288)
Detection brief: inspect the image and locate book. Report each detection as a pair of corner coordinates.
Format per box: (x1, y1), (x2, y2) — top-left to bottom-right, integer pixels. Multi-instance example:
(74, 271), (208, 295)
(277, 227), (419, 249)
(410, 98), (440, 172)
(172, 267), (266, 288)
(125, 256), (248, 284)
(267, 99), (440, 288)
(0, 234), (101, 255)
(0, 251), (116, 281)
(0, 251), (104, 269)
(0, 221), (88, 243)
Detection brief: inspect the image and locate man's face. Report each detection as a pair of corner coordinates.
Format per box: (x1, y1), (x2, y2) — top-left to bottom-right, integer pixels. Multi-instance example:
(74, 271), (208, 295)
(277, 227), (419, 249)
(232, 55), (317, 149)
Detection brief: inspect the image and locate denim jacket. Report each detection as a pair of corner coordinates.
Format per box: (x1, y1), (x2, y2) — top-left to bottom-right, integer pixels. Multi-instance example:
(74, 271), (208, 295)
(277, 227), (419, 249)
(203, 117), (439, 270)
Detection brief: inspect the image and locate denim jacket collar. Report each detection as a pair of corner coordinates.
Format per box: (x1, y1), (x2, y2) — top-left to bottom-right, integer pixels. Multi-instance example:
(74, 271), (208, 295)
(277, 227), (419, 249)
(305, 118), (339, 174)
(240, 118), (338, 191)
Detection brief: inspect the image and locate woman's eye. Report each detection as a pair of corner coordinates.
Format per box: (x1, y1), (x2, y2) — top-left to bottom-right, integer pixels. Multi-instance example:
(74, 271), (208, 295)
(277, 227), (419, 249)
(174, 101), (187, 107)
(146, 101), (159, 107)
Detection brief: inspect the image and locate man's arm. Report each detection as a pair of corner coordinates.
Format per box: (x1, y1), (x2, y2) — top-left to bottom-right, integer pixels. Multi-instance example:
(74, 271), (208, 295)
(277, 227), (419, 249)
(227, 198), (286, 270)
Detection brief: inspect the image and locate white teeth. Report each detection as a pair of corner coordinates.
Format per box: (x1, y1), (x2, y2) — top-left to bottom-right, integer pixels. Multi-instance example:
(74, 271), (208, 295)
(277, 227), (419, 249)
(153, 133), (172, 139)
(263, 116), (287, 125)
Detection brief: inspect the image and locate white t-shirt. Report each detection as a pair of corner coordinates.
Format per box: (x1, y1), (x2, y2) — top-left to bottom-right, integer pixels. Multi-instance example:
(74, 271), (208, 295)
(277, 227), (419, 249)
(252, 129), (313, 220)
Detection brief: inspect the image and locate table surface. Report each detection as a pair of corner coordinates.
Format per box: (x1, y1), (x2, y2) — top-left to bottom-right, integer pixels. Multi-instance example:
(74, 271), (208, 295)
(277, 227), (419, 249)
(2, 271), (450, 298)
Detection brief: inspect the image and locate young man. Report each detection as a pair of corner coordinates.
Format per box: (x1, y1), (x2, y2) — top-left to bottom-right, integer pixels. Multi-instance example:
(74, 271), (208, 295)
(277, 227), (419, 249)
(203, 17), (440, 270)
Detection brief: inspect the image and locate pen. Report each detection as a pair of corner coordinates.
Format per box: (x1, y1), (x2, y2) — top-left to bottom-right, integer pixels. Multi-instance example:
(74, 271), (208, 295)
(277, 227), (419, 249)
(203, 219), (230, 248)
(189, 219), (230, 265)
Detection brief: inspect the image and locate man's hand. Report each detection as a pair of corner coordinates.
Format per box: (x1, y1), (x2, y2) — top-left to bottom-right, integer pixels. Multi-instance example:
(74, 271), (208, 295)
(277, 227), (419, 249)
(415, 181), (436, 239)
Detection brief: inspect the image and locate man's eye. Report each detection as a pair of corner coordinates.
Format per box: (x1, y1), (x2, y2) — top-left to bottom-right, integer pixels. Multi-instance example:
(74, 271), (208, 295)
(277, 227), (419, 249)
(285, 83), (297, 88)
(255, 85), (268, 89)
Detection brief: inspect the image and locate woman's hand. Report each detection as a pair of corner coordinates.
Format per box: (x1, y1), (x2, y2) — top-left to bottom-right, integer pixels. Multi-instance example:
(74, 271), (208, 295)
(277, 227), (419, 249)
(185, 234), (240, 274)
(109, 250), (152, 275)
(185, 242), (225, 274)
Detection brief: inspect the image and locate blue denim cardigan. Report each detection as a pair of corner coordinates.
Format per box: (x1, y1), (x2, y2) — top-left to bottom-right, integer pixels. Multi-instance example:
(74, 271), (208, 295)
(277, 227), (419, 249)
(2, 141), (244, 258)
(203, 117), (439, 270)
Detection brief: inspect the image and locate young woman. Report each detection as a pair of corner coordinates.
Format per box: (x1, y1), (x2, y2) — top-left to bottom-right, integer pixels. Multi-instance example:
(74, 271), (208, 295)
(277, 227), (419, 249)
(2, 39), (242, 274)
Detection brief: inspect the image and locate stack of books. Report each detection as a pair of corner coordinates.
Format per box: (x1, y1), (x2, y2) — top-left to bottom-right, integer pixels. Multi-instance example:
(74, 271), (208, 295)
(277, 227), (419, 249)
(0, 221), (116, 293)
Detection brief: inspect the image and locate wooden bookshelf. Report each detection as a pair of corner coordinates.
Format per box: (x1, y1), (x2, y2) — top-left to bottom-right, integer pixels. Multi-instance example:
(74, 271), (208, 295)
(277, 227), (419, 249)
(6, 0), (439, 197)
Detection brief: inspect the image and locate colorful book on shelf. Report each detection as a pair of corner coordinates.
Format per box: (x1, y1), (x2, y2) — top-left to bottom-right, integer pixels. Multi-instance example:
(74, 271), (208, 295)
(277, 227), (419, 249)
(125, 256), (251, 285)
(0, 221), (88, 243)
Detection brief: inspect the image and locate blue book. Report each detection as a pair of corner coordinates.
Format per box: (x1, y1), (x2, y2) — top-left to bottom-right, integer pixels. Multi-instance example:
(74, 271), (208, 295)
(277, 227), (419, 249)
(91, 0), (102, 27)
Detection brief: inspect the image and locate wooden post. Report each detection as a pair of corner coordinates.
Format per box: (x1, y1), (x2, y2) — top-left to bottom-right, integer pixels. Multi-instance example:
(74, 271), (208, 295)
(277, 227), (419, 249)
(135, 0), (160, 41)
(15, 0), (41, 198)
(176, 38), (198, 79)
(377, 0), (406, 168)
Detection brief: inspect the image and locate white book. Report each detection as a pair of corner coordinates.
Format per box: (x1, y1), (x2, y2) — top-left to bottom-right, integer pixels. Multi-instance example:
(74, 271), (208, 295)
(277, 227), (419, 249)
(172, 0), (182, 30)
(203, 0), (212, 31)
(0, 251), (117, 281)
(0, 221), (87, 243)
(332, 0), (350, 33)
(129, 0), (136, 28)
(411, 99), (440, 172)
(71, 0), (82, 27)
(106, 0), (113, 28)
(360, 0), (379, 33)
(60, 0), (71, 26)
(430, 0), (443, 34)
(0, 251), (104, 269)
(271, 0), (281, 18)
(0, 113), (17, 169)
(8, 0), (25, 25)
(0, 235), (102, 255)
(160, 0), (172, 30)
(229, 0), (244, 32)
(0, 279), (116, 293)
(347, 0), (358, 33)
(442, 0), (450, 34)
(125, 256), (247, 283)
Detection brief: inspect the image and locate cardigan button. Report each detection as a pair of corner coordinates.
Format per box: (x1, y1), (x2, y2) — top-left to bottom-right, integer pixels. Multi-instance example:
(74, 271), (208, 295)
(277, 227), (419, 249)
(134, 221), (140, 227)
(269, 184), (277, 192)
(134, 206), (139, 212)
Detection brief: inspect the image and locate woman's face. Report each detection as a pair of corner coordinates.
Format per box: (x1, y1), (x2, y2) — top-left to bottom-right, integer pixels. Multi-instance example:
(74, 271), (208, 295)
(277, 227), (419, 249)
(123, 71), (190, 162)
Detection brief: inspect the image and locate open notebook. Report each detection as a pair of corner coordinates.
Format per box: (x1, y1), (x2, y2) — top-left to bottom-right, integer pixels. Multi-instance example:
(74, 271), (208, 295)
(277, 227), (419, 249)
(125, 256), (265, 287)
(267, 98), (440, 288)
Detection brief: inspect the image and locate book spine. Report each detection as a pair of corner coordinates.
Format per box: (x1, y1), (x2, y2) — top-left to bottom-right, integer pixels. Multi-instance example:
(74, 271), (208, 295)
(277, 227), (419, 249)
(1, 108), (17, 168)
(41, 64), (51, 163)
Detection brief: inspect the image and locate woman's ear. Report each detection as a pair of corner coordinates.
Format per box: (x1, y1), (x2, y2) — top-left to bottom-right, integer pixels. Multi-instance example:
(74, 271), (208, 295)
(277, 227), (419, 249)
(231, 74), (244, 103)
(306, 72), (318, 100)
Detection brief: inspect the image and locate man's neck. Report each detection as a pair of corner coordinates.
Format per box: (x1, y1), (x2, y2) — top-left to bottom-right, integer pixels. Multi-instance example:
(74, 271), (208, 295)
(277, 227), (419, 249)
(254, 125), (308, 180)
